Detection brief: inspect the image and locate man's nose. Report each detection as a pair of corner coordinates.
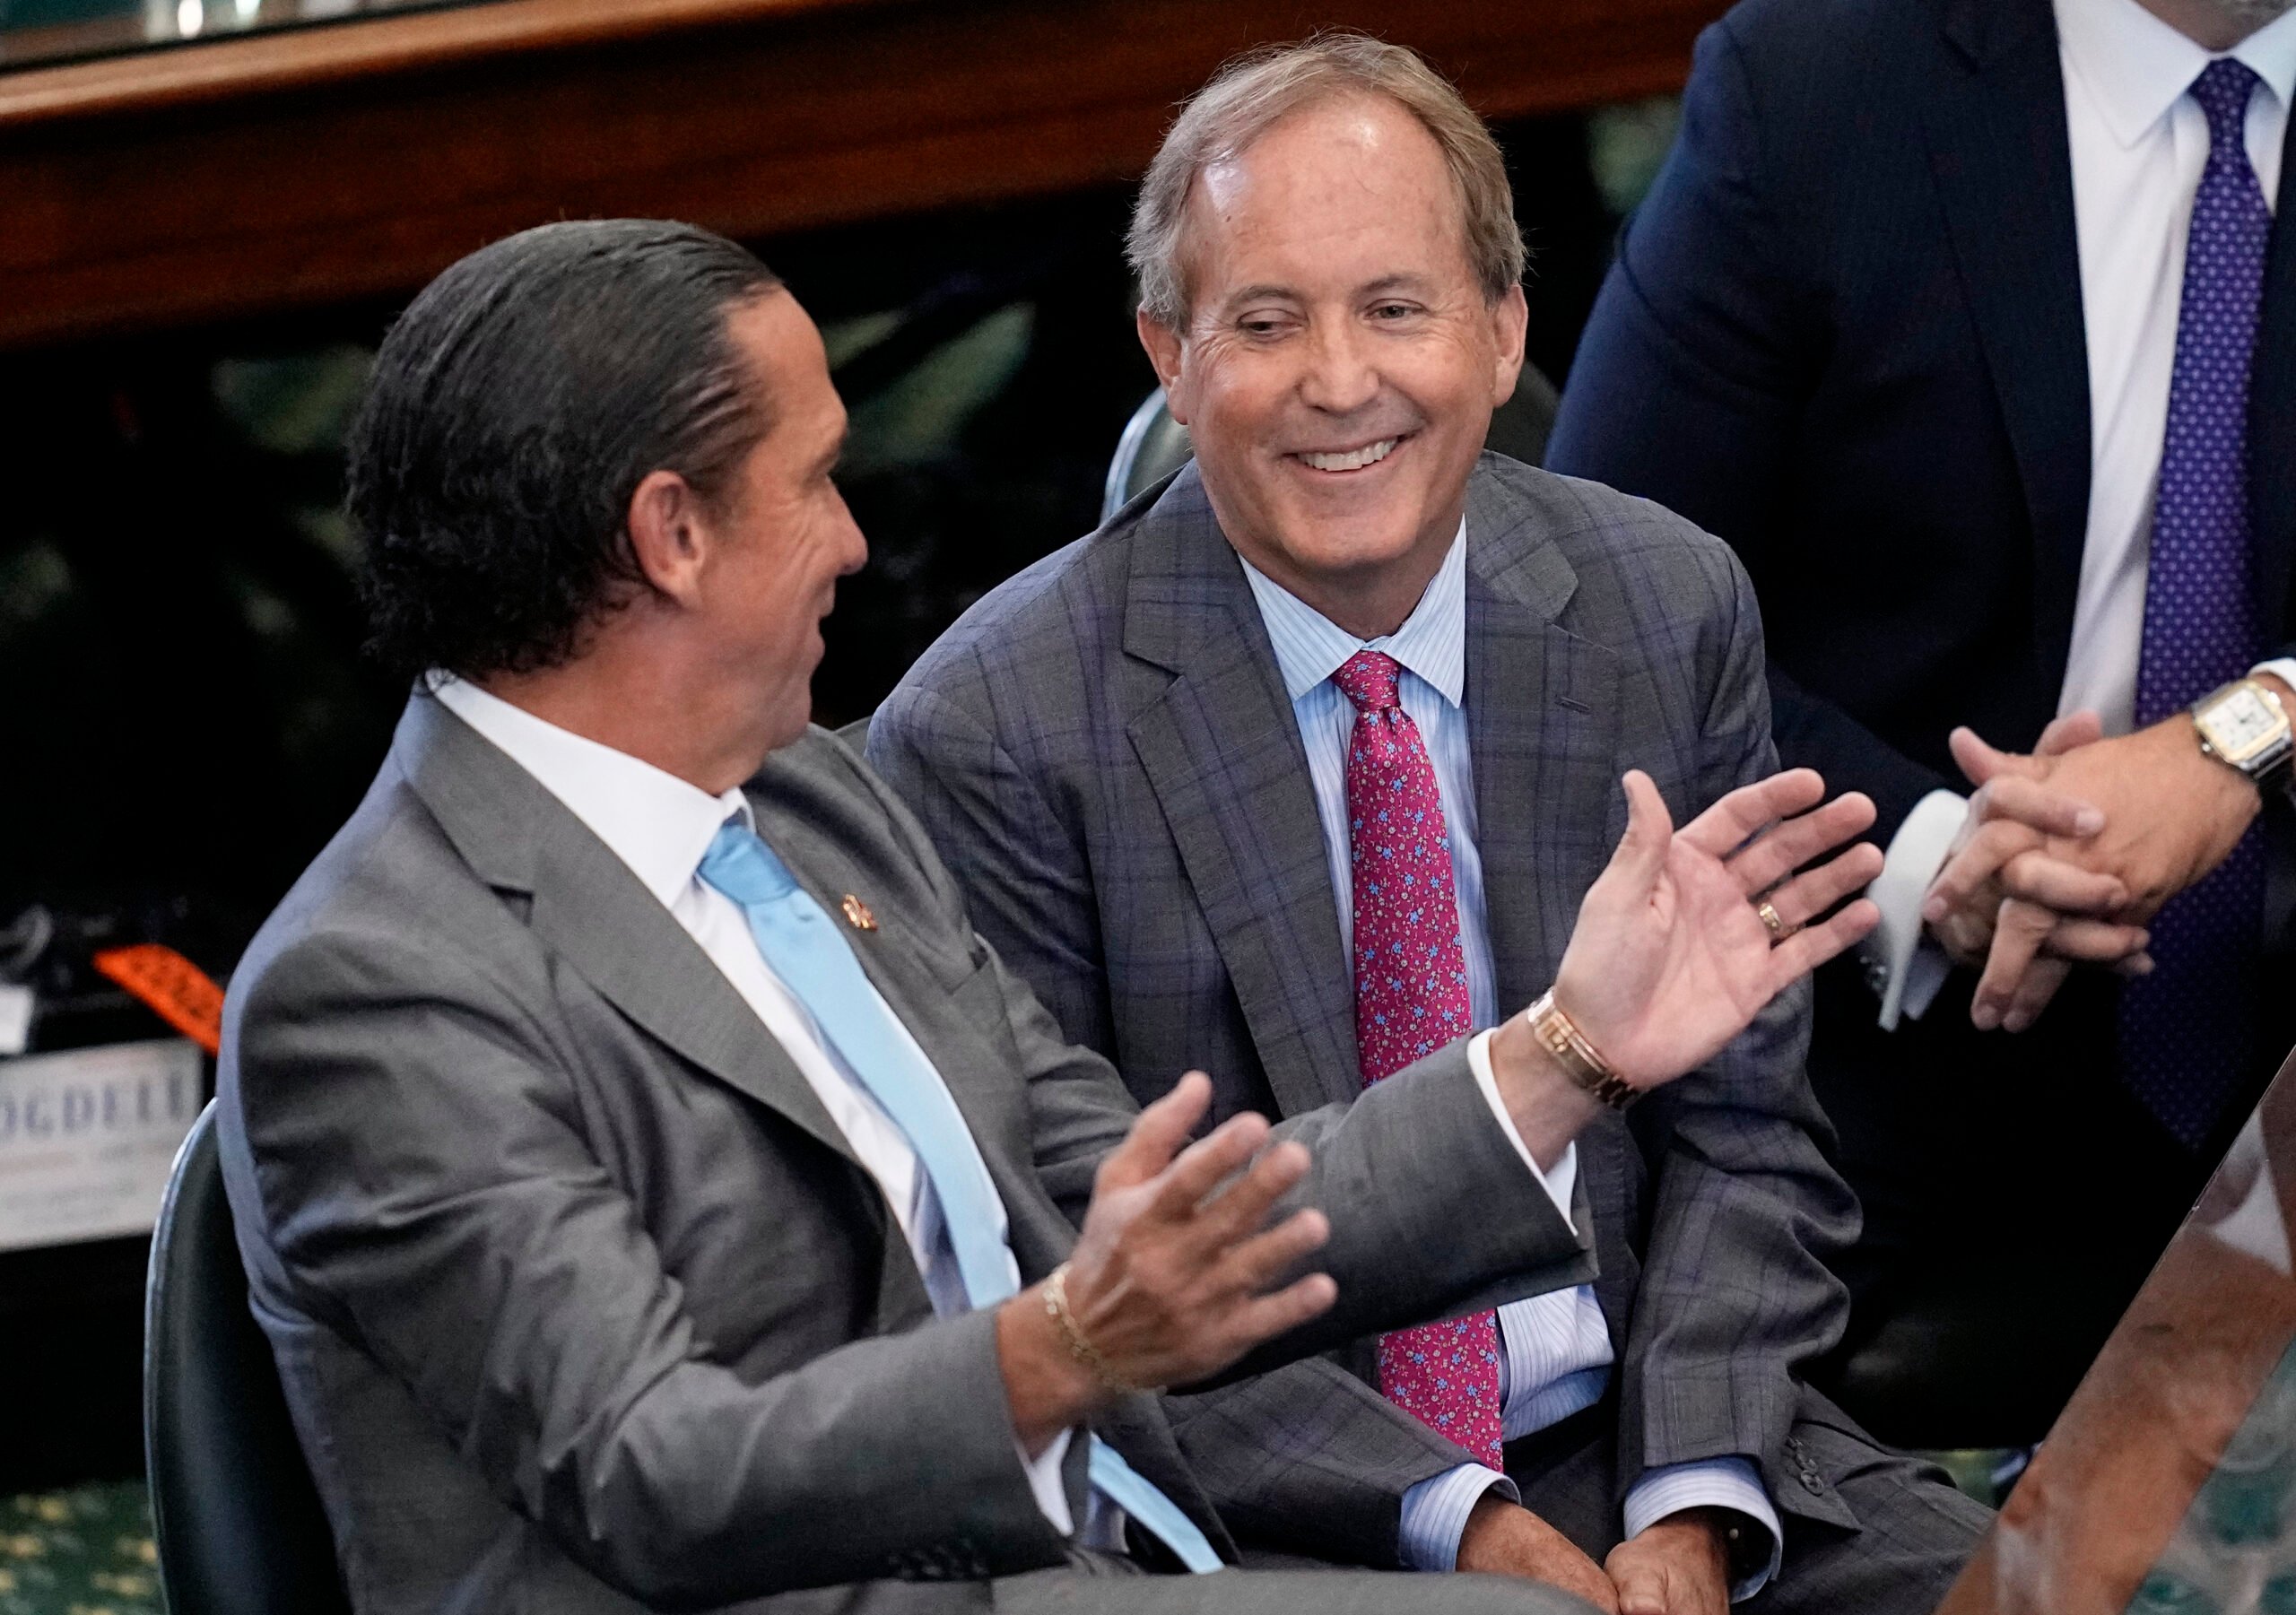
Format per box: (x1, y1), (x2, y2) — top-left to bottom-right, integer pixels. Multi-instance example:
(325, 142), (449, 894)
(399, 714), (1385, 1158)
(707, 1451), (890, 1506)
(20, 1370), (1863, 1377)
(832, 505), (869, 578)
(1296, 320), (1380, 415)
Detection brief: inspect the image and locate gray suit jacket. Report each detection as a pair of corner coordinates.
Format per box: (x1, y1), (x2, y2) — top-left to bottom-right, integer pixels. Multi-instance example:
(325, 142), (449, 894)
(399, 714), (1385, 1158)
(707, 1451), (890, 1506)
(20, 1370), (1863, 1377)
(867, 456), (1870, 1555)
(217, 690), (1598, 1614)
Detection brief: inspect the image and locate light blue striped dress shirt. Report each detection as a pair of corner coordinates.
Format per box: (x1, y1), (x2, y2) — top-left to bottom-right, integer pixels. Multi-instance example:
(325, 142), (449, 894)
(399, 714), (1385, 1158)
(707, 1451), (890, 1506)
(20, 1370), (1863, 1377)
(1238, 525), (1781, 1596)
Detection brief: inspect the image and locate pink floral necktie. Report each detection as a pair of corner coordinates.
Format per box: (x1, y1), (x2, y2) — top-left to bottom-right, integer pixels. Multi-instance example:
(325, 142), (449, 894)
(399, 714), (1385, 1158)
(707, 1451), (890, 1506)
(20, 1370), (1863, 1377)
(1335, 649), (1505, 1469)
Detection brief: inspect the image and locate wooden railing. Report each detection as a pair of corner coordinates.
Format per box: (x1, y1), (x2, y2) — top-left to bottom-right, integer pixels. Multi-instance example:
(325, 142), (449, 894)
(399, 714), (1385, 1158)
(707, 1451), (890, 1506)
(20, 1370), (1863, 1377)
(0, 0), (1725, 351)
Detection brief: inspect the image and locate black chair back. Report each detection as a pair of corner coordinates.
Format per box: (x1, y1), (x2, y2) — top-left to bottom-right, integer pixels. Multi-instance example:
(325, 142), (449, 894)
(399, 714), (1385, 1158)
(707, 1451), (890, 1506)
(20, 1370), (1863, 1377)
(144, 1100), (350, 1615)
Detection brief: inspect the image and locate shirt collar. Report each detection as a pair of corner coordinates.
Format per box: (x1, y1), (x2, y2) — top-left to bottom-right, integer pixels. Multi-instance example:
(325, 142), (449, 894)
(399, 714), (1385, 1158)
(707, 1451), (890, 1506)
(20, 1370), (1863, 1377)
(2056, 0), (2296, 151)
(430, 674), (752, 908)
(1236, 518), (1468, 708)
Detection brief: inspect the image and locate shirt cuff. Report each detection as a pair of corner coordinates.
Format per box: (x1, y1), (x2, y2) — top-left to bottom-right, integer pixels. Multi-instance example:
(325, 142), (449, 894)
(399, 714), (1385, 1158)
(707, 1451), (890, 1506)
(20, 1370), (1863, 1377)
(1467, 1026), (1578, 1226)
(1622, 1457), (1783, 1603)
(1399, 1462), (1518, 1571)
(1020, 1428), (1075, 1535)
(2252, 658), (2296, 699)
(1857, 787), (1967, 1031)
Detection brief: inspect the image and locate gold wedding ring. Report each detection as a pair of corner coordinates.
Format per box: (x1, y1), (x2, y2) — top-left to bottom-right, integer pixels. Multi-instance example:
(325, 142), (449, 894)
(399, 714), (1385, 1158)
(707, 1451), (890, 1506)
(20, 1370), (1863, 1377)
(1756, 899), (1789, 941)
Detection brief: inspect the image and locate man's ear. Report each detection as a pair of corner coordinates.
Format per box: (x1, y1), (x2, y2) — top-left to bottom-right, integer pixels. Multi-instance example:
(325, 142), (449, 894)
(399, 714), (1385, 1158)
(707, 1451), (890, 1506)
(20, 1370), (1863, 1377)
(1135, 308), (1191, 425)
(1489, 282), (1529, 407)
(624, 469), (709, 604)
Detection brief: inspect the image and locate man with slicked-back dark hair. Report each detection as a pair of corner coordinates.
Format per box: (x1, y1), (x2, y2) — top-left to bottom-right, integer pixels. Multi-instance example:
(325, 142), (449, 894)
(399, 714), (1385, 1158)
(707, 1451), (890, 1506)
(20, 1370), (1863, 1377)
(219, 216), (1883, 1614)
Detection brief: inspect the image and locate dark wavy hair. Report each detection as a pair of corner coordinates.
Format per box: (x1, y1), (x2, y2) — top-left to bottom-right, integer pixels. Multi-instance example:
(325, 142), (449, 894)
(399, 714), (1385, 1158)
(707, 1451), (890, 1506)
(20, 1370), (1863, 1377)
(349, 219), (784, 680)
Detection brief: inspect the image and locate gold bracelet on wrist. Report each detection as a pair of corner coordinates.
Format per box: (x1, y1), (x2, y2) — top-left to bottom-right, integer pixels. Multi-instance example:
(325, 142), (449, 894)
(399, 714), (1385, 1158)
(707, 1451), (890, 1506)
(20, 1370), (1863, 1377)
(1043, 1263), (1146, 1395)
(1524, 991), (1638, 1111)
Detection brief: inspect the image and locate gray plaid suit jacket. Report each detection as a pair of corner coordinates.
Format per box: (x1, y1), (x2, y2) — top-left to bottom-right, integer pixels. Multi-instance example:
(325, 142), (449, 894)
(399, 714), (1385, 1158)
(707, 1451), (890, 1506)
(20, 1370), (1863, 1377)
(216, 691), (1606, 1614)
(867, 455), (1875, 1563)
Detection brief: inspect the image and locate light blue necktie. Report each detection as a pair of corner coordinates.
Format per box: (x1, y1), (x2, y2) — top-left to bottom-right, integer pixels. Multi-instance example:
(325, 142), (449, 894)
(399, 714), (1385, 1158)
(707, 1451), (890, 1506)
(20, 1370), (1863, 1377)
(698, 820), (1221, 1573)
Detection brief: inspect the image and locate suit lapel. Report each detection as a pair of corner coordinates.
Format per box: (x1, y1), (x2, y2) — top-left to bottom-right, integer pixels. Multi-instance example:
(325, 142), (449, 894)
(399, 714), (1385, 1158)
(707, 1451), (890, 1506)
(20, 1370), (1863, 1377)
(2253, 107), (2296, 642)
(396, 693), (864, 1174)
(751, 752), (1234, 1556)
(746, 786), (1054, 1263)
(1461, 465), (1637, 1330)
(1465, 466), (1620, 1019)
(1122, 469), (1363, 1117)
(1924, 0), (2092, 689)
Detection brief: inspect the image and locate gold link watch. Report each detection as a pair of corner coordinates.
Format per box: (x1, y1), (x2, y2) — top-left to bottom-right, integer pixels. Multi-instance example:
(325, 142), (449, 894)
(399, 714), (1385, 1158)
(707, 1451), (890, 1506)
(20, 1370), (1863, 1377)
(2191, 678), (2296, 795)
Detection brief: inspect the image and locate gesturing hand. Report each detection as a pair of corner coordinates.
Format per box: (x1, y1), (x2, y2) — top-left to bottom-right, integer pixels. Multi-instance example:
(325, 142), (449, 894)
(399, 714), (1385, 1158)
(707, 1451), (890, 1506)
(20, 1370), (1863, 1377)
(1550, 768), (1882, 1093)
(999, 1074), (1335, 1449)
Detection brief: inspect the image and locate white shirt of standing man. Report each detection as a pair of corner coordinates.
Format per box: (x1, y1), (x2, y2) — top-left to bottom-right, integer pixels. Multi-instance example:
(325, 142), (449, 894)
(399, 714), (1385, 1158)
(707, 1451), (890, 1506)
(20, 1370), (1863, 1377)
(1863, 0), (2296, 1035)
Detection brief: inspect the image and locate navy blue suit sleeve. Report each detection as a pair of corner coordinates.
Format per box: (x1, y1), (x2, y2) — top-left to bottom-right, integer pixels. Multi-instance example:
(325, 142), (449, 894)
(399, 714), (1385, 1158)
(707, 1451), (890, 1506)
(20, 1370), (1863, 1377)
(1548, 17), (1952, 839)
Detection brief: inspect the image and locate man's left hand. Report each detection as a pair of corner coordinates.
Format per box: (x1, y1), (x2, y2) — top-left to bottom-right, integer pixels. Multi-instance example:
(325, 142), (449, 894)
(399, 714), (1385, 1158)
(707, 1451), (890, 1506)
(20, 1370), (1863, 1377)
(1549, 768), (1881, 1093)
(1952, 713), (2262, 925)
(1604, 1510), (1732, 1615)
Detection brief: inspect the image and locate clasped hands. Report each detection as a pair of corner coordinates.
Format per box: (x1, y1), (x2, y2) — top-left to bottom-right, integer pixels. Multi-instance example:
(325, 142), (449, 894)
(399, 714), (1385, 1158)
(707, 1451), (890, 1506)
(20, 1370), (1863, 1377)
(1459, 1494), (1736, 1614)
(998, 766), (1877, 1609)
(1920, 700), (2269, 1033)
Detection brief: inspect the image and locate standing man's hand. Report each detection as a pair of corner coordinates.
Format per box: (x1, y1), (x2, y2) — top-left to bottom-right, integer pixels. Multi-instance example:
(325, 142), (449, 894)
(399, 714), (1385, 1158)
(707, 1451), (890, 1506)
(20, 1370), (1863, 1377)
(1919, 710), (2151, 1032)
(1457, 1497), (1620, 1612)
(1922, 712), (2133, 965)
(996, 1073), (1335, 1450)
(1605, 1510), (1733, 1615)
(1944, 682), (2285, 1030)
(1952, 705), (2267, 923)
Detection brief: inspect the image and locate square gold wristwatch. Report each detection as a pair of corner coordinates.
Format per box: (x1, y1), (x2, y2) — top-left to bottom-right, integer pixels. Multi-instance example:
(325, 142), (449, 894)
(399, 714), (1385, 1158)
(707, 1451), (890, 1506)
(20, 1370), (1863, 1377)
(2192, 678), (2296, 794)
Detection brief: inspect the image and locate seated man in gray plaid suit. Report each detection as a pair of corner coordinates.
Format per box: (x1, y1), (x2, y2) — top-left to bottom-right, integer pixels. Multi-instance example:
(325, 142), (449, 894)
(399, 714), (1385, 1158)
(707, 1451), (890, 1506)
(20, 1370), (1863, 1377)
(868, 34), (1992, 1615)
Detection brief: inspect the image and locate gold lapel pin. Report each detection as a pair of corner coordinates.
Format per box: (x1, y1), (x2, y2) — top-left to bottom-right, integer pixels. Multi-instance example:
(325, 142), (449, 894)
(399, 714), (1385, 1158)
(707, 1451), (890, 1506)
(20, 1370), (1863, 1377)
(840, 894), (878, 933)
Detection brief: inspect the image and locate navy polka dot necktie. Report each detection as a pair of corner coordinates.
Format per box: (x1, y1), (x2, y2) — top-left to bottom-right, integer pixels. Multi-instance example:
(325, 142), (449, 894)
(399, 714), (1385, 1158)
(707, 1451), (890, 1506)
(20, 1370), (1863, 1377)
(2119, 57), (2270, 1150)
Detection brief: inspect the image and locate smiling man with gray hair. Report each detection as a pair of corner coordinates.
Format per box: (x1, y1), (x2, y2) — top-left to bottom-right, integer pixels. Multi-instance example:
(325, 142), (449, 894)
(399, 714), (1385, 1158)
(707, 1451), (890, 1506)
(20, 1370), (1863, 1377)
(872, 32), (1989, 1615)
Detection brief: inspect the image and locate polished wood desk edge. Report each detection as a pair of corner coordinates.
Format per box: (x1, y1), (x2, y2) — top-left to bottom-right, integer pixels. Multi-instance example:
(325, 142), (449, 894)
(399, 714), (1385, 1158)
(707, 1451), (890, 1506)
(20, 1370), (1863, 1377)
(0, 0), (883, 127)
(0, 0), (1717, 352)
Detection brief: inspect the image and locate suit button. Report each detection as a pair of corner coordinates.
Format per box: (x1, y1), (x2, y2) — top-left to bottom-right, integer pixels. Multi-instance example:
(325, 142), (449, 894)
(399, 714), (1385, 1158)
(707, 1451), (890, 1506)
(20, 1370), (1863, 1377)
(1800, 1470), (1825, 1495)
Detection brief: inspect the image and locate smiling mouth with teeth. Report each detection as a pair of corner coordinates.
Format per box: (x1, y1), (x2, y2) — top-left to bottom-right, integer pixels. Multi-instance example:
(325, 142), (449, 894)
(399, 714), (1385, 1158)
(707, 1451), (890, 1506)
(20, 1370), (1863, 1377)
(1297, 438), (1400, 473)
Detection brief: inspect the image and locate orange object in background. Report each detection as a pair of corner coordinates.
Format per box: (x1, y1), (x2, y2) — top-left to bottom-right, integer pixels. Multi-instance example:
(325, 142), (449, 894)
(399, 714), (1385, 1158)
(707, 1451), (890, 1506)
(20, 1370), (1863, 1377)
(91, 943), (223, 1055)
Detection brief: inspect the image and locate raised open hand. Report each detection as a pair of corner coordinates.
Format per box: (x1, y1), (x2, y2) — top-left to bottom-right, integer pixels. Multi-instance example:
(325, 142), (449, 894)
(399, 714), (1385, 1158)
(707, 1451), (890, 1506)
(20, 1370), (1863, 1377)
(998, 1073), (1338, 1448)
(1061, 1073), (1336, 1388)
(1551, 768), (1881, 1091)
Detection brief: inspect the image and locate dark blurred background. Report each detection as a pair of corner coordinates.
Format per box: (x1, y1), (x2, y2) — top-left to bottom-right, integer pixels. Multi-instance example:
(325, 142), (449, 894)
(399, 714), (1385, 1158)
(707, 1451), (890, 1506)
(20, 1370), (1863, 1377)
(0, 102), (1678, 978)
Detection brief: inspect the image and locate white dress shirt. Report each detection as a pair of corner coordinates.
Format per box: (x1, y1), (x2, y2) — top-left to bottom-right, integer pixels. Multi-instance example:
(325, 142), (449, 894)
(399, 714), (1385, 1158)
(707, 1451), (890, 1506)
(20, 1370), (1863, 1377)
(1239, 528), (1782, 1596)
(1866, 0), (2296, 1027)
(430, 675), (1091, 1537)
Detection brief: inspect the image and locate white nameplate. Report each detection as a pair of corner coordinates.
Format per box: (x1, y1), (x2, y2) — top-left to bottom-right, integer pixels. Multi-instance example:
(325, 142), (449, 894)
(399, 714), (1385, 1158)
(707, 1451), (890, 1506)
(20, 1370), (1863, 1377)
(0, 985), (30, 1058)
(0, 1038), (203, 1253)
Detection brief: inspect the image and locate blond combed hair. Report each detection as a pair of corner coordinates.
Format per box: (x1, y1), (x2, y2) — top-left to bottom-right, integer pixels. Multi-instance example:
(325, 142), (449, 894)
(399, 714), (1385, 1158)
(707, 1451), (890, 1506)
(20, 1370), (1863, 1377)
(1126, 32), (1526, 328)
